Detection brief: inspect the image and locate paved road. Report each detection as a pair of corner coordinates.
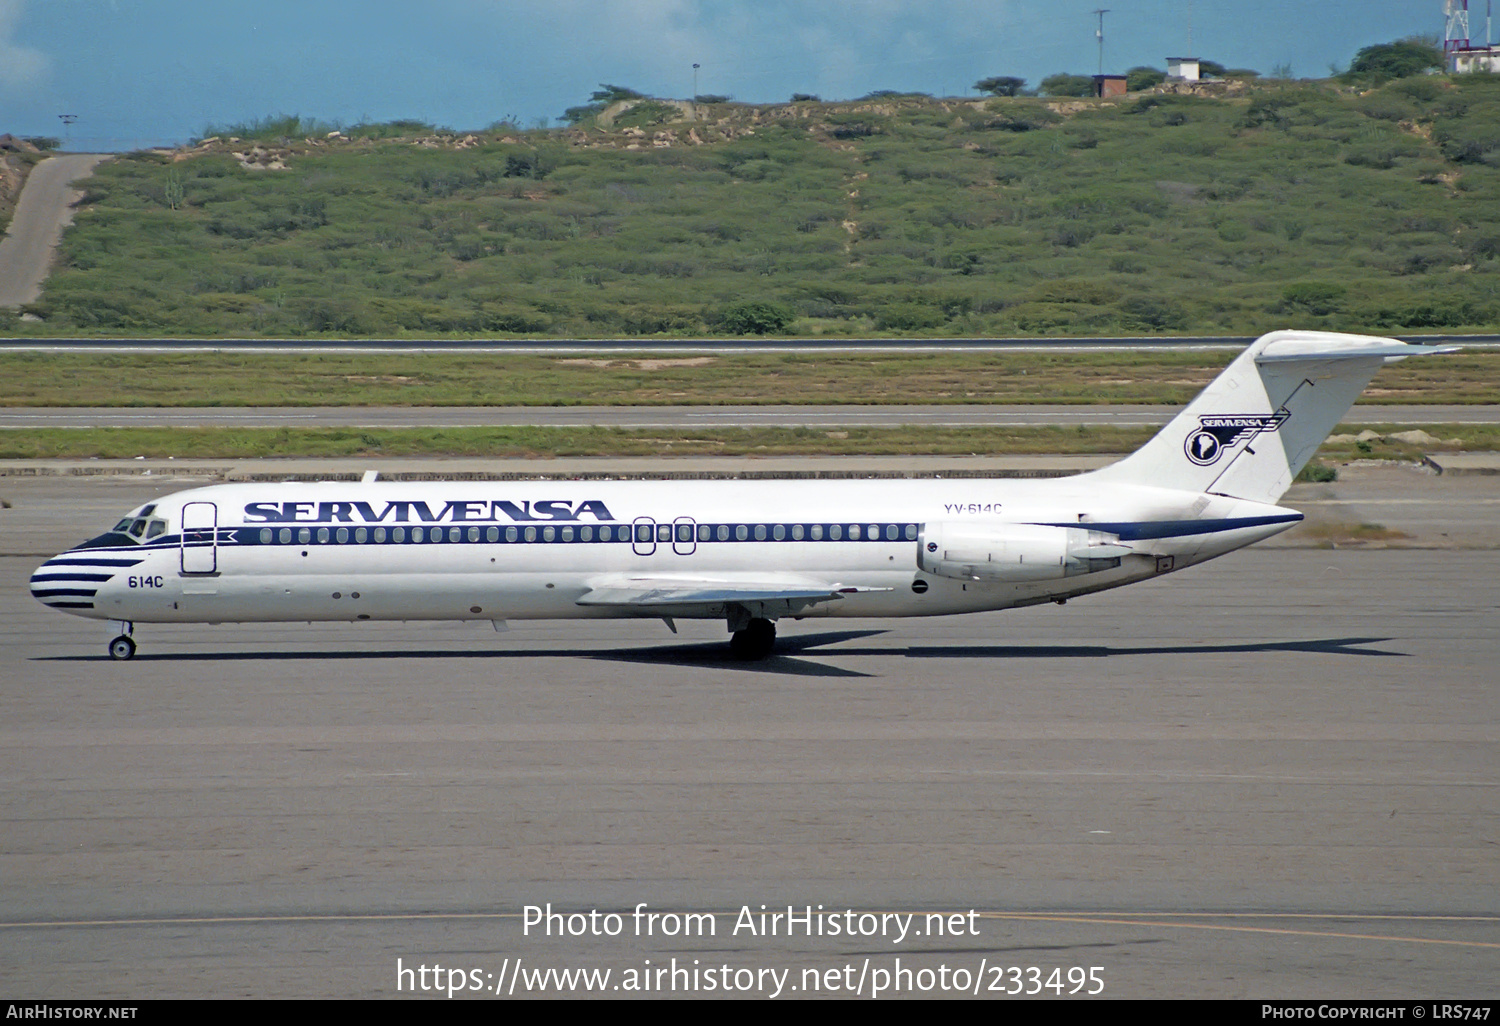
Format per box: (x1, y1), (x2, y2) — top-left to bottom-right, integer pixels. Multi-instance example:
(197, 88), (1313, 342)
(3, 334), (1499, 353)
(0, 469), (1496, 998)
(5, 403), (1499, 430)
(0, 154), (108, 308)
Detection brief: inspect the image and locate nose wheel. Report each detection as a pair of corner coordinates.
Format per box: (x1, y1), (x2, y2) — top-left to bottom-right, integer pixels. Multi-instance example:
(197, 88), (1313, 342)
(108, 635), (137, 660)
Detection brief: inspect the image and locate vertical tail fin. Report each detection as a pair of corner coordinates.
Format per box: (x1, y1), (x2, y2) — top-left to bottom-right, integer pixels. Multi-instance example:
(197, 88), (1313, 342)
(1086, 330), (1457, 504)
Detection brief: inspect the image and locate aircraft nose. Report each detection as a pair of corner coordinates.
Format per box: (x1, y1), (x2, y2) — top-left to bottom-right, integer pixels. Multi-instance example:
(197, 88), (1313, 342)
(29, 553), (106, 612)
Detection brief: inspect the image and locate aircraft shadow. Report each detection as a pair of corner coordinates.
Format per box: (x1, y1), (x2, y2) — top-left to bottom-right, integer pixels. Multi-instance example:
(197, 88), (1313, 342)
(33, 629), (891, 678)
(585, 629), (890, 678)
(879, 636), (1405, 660)
(34, 635), (1401, 672)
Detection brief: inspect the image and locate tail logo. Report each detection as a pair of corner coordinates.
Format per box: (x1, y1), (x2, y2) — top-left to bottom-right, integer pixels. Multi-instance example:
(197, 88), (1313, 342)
(1184, 412), (1289, 466)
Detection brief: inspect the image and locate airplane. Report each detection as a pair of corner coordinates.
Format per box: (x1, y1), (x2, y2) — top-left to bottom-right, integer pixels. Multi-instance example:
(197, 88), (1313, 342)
(30, 330), (1454, 661)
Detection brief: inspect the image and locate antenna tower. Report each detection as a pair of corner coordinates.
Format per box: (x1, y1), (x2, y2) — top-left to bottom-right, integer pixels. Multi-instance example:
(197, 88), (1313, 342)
(1446, 0), (1472, 52)
(1093, 8), (1109, 74)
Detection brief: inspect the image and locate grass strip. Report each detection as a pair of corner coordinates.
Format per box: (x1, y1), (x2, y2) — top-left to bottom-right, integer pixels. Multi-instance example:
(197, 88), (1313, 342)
(1, 424), (1494, 461)
(1, 351), (1497, 407)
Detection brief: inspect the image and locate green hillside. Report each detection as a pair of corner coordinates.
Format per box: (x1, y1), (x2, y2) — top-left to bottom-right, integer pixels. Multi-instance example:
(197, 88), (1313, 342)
(9, 77), (1500, 338)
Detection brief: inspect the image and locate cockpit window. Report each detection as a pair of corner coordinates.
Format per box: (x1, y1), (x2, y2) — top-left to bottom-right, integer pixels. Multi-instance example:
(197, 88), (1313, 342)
(79, 507), (172, 550)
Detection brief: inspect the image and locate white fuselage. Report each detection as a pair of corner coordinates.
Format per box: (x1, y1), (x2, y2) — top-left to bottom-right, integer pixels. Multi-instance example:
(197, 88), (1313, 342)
(31, 475), (1301, 627)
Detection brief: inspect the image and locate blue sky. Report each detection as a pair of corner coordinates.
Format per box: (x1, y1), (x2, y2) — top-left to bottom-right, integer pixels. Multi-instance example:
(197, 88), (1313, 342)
(0, 1), (1454, 150)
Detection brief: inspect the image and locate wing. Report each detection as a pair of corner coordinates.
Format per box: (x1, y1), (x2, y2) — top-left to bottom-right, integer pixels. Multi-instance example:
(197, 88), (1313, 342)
(577, 573), (888, 618)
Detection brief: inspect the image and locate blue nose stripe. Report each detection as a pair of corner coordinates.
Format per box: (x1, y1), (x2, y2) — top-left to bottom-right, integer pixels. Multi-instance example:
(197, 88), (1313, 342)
(30, 551), (140, 611)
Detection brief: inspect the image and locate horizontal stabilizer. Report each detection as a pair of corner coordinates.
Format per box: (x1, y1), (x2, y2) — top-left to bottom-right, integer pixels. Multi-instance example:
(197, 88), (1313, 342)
(1255, 337), (1460, 363)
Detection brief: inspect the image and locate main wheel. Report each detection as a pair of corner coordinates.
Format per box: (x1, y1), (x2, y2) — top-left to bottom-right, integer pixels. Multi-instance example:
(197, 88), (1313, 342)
(108, 635), (136, 661)
(729, 618), (776, 660)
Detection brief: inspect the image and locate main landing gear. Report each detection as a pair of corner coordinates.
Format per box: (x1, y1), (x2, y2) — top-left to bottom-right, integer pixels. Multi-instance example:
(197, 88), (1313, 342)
(729, 617), (776, 661)
(107, 620), (136, 660)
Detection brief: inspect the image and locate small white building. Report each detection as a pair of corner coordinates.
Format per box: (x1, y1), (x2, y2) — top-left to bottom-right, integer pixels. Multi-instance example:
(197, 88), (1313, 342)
(1166, 57), (1200, 81)
(1451, 46), (1500, 73)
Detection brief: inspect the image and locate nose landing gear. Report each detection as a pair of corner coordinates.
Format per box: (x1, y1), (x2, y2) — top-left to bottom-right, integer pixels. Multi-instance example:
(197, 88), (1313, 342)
(107, 620), (136, 660)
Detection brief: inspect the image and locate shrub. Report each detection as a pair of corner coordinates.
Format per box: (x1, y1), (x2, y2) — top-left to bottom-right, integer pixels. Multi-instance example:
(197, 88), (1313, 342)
(981, 107), (1062, 131)
(1039, 74), (1095, 97)
(975, 76), (1027, 97)
(1296, 460), (1338, 483)
(1028, 280), (1121, 305)
(1346, 38), (1444, 82)
(718, 301), (794, 335)
(876, 302), (948, 331)
(1281, 282), (1346, 315)
(613, 101), (682, 129)
(1118, 296), (1186, 331)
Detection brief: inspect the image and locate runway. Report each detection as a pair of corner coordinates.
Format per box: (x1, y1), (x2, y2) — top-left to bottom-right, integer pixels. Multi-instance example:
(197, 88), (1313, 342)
(4, 403), (1499, 430)
(1, 470), (1496, 998)
(4, 334), (1499, 355)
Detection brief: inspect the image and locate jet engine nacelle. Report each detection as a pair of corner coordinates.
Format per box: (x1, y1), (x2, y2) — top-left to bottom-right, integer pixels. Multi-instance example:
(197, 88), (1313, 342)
(917, 522), (1132, 582)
